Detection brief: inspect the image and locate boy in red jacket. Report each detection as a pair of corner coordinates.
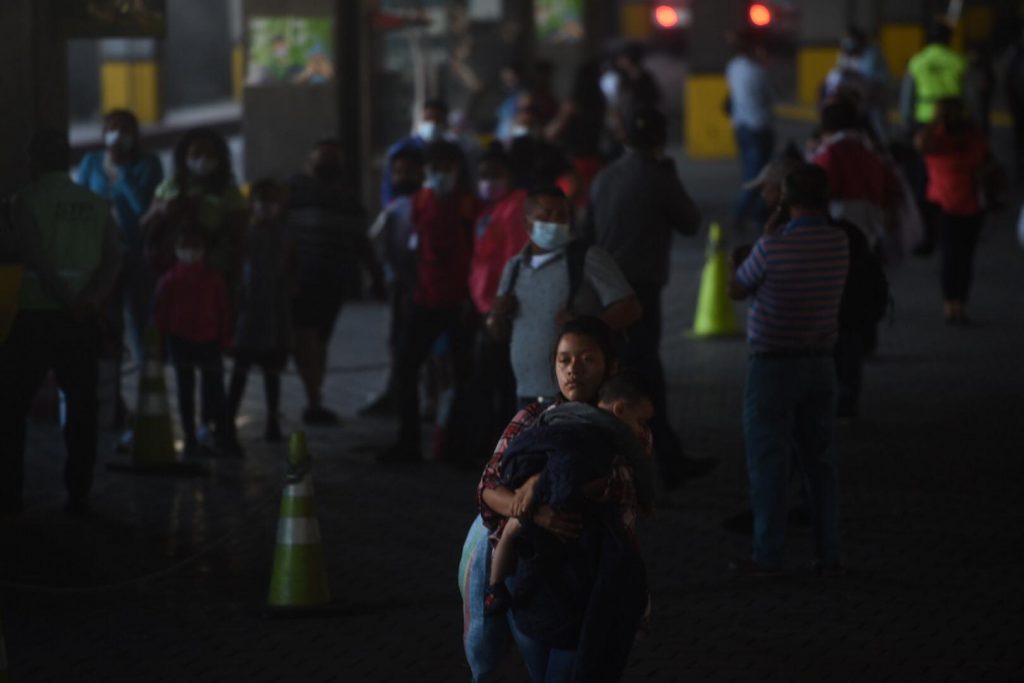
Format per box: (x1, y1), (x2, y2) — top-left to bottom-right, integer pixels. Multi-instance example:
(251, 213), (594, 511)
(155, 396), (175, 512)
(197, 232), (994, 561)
(154, 227), (241, 457)
(381, 140), (477, 462)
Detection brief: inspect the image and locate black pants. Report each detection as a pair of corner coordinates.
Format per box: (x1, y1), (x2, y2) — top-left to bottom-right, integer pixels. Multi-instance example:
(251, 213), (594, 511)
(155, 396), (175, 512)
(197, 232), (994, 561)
(938, 211), (983, 302)
(462, 322), (518, 463)
(623, 280), (686, 484)
(227, 349), (283, 425)
(0, 311), (101, 509)
(165, 335), (229, 442)
(394, 304), (468, 450)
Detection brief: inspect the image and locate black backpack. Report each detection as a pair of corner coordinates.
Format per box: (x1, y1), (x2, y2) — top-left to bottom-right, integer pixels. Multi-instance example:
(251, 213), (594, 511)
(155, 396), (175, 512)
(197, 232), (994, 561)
(505, 240), (590, 312)
(835, 220), (891, 331)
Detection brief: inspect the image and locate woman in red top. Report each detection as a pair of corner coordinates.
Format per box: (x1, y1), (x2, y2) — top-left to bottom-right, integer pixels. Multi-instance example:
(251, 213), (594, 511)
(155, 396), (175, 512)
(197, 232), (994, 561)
(916, 97), (991, 325)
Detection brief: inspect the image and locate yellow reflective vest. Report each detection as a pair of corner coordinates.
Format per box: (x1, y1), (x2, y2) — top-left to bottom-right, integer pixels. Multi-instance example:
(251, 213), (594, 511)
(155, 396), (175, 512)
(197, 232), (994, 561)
(908, 43), (966, 124)
(16, 172), (110, 310)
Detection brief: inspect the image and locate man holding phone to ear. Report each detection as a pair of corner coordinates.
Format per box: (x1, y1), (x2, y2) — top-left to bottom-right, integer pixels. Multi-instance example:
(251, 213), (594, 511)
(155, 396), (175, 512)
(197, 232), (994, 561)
(727, 164), (850, 578)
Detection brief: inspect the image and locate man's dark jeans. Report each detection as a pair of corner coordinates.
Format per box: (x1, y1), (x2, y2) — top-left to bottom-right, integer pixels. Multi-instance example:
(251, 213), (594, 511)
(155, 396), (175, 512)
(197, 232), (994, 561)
(0, 310), (101, 510)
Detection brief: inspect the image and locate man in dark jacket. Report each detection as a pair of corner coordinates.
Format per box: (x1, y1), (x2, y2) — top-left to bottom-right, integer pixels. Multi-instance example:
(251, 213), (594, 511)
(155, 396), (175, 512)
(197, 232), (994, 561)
(582, 106), (715, 488)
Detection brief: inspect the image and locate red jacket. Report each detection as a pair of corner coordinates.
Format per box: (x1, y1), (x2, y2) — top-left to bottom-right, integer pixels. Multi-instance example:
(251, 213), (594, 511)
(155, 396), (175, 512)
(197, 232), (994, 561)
(469, 189), (528, 314)
(410, 188), (476, 309)
(922, 126), (989, 216)
(154, 261), (232, 347)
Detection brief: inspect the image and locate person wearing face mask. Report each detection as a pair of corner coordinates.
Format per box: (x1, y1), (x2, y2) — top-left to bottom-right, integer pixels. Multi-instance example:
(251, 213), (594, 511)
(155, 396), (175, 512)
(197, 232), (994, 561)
(458, 145), (530, 461)
(582, 106), (713, 489)
(287, 139), (383, 426)
(380, 141), (477, 462)
(147, 128), (247, 289)
(380, 99), (465, 206)
(359, 147), (426, 417)
(153, 228), (240, 458)
(495, 62), (526, 144)
(226, 179), (293, 443)
(76, 109), (164, 364)
(488, 186), (640, 410)
(1, 130), (122, 516)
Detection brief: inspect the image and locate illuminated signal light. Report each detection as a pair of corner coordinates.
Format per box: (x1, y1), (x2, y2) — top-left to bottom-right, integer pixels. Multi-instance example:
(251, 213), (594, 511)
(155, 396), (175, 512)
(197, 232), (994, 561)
(654, 5), (680, 29)
(749, 3), (772, 27)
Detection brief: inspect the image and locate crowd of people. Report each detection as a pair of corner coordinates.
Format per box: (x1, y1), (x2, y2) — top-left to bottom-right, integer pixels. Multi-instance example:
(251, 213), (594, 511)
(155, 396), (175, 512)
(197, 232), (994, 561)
(0, 22), (1010, 682)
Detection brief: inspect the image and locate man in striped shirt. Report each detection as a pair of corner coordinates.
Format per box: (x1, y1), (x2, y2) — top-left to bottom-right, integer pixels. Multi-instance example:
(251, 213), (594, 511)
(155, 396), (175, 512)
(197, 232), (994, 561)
(728, 164), (849, 577)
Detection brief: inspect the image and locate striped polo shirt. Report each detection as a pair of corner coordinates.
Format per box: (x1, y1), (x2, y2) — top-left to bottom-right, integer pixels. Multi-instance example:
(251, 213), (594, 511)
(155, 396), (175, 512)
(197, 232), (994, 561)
(735, 216), (849, 354)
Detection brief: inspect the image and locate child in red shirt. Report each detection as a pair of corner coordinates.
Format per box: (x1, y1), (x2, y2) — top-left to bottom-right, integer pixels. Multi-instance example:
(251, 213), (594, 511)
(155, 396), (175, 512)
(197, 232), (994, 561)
(154, 227), (240, 457)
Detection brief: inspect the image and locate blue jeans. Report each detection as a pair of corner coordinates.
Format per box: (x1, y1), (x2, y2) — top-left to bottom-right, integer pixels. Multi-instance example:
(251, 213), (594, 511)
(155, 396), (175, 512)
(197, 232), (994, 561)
(742, 354), (841, 567)
(733, 125), (775, 231)
(508, 615), (576, 683)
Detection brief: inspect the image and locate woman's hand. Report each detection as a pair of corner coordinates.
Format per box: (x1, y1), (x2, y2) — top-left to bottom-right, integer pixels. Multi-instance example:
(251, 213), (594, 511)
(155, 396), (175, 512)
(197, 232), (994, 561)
(532, 505), (583, 542)
(511, 474), (540, 519)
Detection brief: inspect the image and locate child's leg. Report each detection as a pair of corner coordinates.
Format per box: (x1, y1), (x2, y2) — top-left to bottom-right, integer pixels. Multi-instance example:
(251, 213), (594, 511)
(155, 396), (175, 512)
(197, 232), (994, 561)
(489, 517), (522, 587)
(198, 344), (233, 441)
(168, 339), (196, 444)
(226, 358), (251, 422)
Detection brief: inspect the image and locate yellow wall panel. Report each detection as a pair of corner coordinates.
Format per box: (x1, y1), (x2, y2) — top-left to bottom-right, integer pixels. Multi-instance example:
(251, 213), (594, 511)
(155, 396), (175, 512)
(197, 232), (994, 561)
(621, 3), (653, 41)
(797, 46), (839, 105)
(685, 75), (737, 160)
(880, 23), (925, 78)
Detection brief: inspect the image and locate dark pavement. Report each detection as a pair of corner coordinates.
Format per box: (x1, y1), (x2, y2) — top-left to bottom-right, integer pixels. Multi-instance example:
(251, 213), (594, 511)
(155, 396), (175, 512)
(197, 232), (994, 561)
(2, 139), (1024, 682)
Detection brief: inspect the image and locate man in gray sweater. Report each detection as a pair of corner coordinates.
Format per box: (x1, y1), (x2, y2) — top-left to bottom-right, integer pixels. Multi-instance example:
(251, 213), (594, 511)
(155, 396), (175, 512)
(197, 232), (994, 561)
(582, 106), (715, 489)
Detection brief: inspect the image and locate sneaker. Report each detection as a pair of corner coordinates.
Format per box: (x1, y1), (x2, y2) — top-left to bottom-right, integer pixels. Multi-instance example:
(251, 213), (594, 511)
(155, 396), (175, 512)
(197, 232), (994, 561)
(357, 390), (395, 417)
(302, 406), (340, 426)
(375, 442), (422, 464)
(484, 582), (513, 616)
(116, 429), (134, 454)
(727, 558), (783, 578)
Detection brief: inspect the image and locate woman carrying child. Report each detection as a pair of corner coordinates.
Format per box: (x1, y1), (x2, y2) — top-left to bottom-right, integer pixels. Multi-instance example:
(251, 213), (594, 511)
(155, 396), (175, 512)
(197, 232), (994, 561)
(462, 316), (653, 683)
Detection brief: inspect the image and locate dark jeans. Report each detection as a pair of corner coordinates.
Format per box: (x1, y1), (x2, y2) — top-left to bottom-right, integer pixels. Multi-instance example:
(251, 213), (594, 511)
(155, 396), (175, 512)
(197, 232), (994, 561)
(395, 304), (468, 450)
(0, 311), (101, 509)
(733, 125), (775, 232)
(623, 280), (686, 484)
(165, 335), (229, 442)
(937, 211), (984, 302)
(743, 354), (841, 567)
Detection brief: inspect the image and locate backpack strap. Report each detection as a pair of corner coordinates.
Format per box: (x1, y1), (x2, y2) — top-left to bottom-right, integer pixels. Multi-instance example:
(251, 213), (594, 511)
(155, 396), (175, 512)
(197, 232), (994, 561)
(565, 240), (590, 311)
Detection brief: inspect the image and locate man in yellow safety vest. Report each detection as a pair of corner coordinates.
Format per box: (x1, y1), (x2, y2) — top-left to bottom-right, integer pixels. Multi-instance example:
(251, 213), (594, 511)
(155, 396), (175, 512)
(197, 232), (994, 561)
(900, 20), (966, 134)
(0, 130), (122, 517)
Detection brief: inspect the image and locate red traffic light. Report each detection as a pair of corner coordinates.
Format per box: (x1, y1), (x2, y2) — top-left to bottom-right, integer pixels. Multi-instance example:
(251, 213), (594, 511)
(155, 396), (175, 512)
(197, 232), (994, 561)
(749, 3), (772, 27)
(654, 5), (680, 29)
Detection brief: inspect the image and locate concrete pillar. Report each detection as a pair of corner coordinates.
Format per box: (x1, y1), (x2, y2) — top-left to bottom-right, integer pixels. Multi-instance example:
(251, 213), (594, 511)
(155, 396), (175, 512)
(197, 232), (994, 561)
(0, 0), (69, 196)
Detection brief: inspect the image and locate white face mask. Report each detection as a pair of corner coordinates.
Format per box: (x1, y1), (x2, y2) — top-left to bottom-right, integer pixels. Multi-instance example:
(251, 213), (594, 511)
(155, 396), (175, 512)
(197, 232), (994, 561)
(417, 121), (440, 141)
(175, 247), (204, 265)
(510, 124), (531, 139)
(104, 130), (132, 150)
(187, 156), (217, 178)
(530, 220), (572, 251)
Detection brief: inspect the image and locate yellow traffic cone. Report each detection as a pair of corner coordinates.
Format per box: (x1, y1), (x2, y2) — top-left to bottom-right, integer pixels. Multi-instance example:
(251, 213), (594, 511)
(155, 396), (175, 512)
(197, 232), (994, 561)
(267, 432), (332, 614)
(109, 329), (203, 475)
(691, 223), (742, 338)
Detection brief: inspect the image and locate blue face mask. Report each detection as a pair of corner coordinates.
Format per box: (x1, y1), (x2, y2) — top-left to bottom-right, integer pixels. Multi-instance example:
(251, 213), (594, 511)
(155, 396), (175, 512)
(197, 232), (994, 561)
(530, 220), (572, 251)
(424, 171), (456, 196)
